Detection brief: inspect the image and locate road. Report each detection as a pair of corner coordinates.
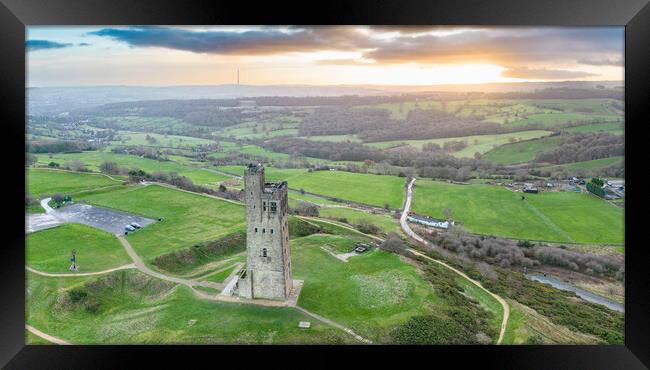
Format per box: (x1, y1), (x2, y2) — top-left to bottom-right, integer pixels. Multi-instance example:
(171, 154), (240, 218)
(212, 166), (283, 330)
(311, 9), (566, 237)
(400, 178), (510, 345)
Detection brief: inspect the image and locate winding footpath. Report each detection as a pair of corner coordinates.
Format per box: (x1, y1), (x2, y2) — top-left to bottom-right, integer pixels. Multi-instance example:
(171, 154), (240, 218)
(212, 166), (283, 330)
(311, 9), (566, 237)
(401, 178), (510, 345)
(26, 324), (71, 345)
(26, 264), (136, 277)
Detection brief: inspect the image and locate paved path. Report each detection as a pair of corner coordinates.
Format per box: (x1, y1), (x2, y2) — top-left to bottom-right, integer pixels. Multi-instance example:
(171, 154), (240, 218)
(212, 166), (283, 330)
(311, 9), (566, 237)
(400, 178), (510, 345)
(26, 264), (136, 277)
(26, 324), (71, 345)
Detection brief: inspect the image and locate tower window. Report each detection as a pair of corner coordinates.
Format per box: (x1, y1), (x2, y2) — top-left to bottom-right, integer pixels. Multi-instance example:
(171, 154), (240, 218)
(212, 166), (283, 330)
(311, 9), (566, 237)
(270, 229), (274, 234)
(270, 202), (277, 213)
(262, 248), (267, 257)
(263, 201), (267, 211)
(262, 228), (265, 233)
(254, 228), (258, 232)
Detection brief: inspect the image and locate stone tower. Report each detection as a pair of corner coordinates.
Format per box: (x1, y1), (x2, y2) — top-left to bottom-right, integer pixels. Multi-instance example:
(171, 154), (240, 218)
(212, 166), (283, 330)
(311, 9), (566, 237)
(238, 163), (293, 300)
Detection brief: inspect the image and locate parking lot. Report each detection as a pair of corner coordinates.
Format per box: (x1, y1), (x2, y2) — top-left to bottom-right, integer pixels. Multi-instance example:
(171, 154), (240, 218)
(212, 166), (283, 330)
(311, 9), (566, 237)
(27, 203), (156, 235)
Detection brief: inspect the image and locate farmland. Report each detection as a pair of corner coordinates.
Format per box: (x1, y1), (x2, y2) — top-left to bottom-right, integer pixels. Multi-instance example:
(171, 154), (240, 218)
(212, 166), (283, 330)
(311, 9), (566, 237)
(366, 130), (553, 158)
(483, 136), (563, 164)
(35, 151), (229, 186)
(27, 168), (122, 197)
(411, 180), (624, 244)
(288, 170), (406, 208)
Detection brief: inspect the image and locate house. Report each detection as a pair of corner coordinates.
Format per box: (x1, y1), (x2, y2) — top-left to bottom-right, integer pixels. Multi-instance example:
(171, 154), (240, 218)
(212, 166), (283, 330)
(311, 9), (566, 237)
(523, 183), (539, 193)
(407, 214), (451, 229)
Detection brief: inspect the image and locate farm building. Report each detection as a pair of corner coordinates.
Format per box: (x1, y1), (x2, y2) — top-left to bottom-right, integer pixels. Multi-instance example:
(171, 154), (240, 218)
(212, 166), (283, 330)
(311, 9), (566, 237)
(523, 183), (539, 194)
(407, 214), (452, 229)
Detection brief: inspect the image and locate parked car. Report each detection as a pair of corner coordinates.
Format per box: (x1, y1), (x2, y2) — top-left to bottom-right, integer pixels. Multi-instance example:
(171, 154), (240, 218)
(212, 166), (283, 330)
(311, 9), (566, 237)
(130, 222), (142, 229)
(125, 225), (136, 232)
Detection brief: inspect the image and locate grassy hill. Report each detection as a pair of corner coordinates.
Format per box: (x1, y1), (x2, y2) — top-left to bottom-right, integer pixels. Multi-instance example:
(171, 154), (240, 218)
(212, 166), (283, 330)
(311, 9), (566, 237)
(27, 223), (132, 273)
(27, 168), (122, 197)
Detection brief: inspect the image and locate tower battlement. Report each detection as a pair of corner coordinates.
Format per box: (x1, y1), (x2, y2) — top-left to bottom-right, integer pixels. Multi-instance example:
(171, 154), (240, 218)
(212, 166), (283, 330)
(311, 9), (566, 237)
(238, 164), (293, 300)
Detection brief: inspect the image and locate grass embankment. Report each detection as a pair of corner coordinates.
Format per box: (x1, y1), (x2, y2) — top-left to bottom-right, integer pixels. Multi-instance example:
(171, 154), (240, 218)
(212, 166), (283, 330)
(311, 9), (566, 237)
(26, 270), (354, 344)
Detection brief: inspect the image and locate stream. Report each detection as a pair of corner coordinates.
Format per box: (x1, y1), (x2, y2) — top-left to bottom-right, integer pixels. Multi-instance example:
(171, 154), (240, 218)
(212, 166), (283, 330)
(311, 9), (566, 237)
(526, 274), (624, 312)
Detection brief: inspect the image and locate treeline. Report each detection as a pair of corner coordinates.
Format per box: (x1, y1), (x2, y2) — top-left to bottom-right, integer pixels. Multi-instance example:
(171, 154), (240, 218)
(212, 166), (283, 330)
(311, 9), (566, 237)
(535, 133), (624, 164)
(423, 230), (624, 281)
(27, 139), (98, 153)
(298, 106), (507, 142)
(482, 88), (623, 101)
(125, 168), (242, 202)
(253, 95), (416, 107)
(76, 99), (243, 128)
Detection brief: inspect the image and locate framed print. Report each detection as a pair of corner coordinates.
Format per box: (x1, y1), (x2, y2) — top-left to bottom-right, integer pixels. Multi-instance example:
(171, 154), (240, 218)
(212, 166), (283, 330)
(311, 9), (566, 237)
(1, 0), (649, 368)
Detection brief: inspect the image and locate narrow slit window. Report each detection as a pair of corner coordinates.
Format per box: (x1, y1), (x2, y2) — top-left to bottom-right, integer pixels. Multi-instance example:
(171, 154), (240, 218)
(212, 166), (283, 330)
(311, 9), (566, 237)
(270, 229), (274, 234)
(263, 201), (267, 211)
(262, 228), (265, 233)
(254, 227), (258, 232)
(262, 248), (267, 257)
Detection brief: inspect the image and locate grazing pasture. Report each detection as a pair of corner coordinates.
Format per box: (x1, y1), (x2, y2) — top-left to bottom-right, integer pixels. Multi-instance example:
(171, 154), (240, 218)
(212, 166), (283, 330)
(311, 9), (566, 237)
(483, 136), (563, 164)
(288, 170), (406, 208)
(411, 180), (623, 244)
(35, 151), (229, 186)
(27, 168), (122, 197)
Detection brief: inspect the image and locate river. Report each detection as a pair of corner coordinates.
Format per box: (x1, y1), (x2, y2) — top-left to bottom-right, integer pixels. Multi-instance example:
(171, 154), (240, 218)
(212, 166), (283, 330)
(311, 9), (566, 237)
(527, 274), (624, 313)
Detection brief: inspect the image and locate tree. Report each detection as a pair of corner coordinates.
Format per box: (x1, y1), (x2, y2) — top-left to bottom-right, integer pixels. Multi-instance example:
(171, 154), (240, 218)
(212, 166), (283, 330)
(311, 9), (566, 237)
(48, 162), (60, 168)
(26, 153), (37, 167)
(99, 161), (121, 175)
(51, 193), (65, 204)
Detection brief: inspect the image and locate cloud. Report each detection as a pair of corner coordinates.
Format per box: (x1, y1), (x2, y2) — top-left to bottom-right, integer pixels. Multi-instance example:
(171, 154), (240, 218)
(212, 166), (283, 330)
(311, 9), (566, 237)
(77, 42), (91, 47)
(26, 39), (73, 51)
(86, 26), (624, 71)
(87, 26), (371, 55)
(577, 57), (623, 66)
(501, 67), (598, 80)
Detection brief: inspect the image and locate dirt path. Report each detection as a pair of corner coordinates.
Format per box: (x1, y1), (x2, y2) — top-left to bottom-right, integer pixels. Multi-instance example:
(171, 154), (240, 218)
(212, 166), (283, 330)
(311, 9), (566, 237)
(401, 178), (510, 345)
(116, 235), (224, 291)
(116, 234), (372, 343)
(26, 324), (71, 345)
(26, 264), (136, 277)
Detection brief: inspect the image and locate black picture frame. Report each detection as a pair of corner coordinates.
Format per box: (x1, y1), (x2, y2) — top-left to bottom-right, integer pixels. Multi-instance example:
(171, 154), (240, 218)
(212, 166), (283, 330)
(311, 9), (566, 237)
(1, 0), (648, 368)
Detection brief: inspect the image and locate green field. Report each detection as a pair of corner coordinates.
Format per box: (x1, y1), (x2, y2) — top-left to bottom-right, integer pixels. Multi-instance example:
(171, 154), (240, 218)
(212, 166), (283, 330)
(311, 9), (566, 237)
(303, 134), (362, 143)
(36, 151), (229, 186)
(483, 136), (563, 164)
(561, 122), (624, 135)
(366, 130), (553, 158)
(288, 170), (406, 208)
(214, 165), (307, 182)
(27, 168), (122, 197)
(26, 270), (353, 344)
(318, 207), (402, 235)
(110, 131), (215, 148)
(27, 224), (132, 273)
(540, 156), (624, 173)
(411, 180), (624, 244)
(75, 184), (246, 263)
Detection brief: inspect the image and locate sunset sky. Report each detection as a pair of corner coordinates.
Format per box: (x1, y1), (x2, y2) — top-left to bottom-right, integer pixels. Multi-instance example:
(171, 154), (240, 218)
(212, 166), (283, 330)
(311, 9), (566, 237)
(26, 26), (624, 87)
